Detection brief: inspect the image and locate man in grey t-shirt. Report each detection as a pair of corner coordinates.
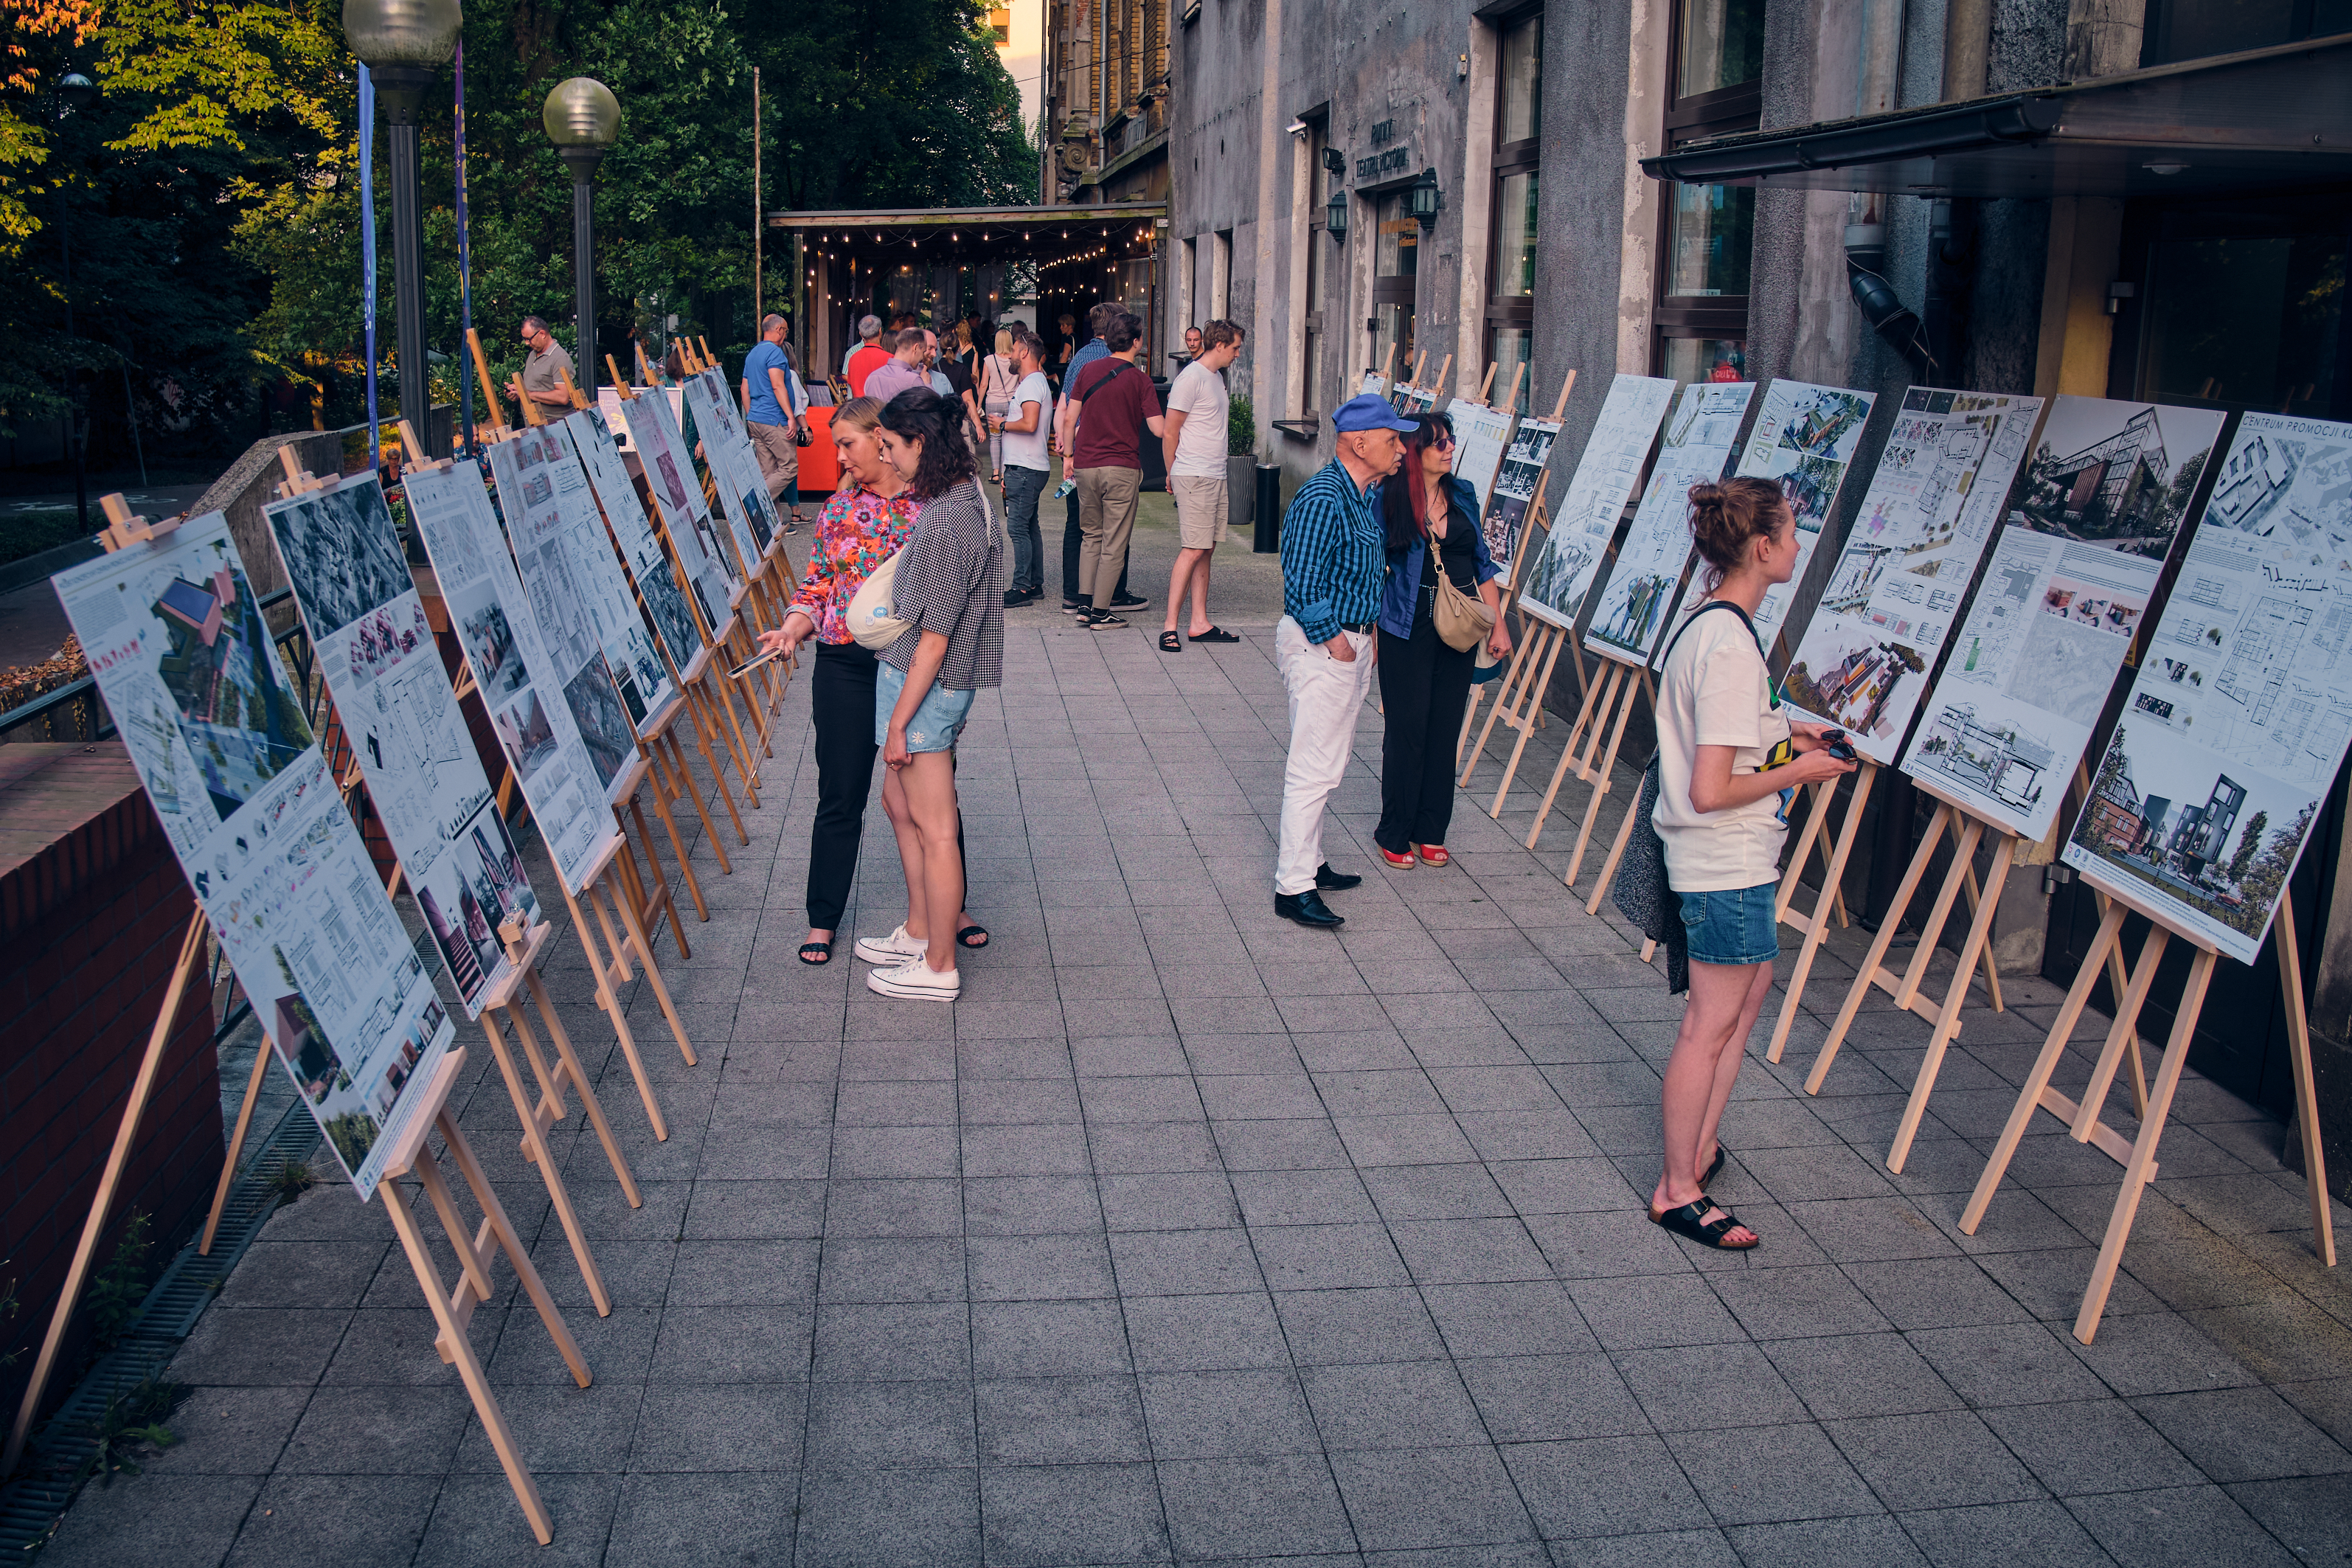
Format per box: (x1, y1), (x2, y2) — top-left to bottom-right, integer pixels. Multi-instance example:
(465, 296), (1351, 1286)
(510, 315), (576, 418)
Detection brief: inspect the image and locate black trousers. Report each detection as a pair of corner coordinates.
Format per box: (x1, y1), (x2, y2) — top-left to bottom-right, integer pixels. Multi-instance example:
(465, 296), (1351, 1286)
(1061, 488), (1127, 604)
(804, 639), (969, 932)
(1376, 606), (1477, 854)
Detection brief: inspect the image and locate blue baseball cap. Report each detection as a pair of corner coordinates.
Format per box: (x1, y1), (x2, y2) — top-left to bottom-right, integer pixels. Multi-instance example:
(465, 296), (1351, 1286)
(1332, 393), (1418, 434)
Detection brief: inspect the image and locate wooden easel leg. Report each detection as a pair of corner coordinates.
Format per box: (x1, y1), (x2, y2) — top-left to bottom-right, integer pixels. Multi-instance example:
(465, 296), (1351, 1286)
(637, 758), (710, 921)
(1766, 766), (1877, 1063)
(530, 965), (667, 1144)
(555, 884), (674, 1126)
(595, 873), (698, 1068)
(2096, 894), (2151, 1118)
(201, 1033), (275, 1254)
(1805, 805), (1952, 1094)
(1460, 628), (1538, 787)
(480, 1010), (613, 1317)
(1564, 670), (1641, 889)
(690, 678), (760, 825)
(1888, 844), (2013, 1172)
(1959, 861), (2007, 1012)
(507, 992), (645, 1205)
(4, 912), (206, 1475)
(1891, 815), (1982, 1013)
(703, 666), (765, 805)
(1586, 803), (1642, 918)
(377, 1168), (558, 1546)
(2075, 948), (2219, 1343)
(1960, 900), (2130, 1235)
(1489, 627), (1569, 817)
(2272, 893), (2337, 1266)
(2070, 926), (2173, 1147)
(1522, 660), (1617, 850)
(659, 728), (735, 873)
(434, 1108), (592, 1385)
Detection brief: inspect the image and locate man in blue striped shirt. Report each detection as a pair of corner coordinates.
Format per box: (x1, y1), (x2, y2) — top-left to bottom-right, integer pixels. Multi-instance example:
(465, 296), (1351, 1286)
(1274, 393), (1417, 928)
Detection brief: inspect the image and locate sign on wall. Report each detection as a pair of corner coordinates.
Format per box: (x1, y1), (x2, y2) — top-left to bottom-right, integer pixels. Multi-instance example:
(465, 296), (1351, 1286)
(53, 515), (454, 1196)
(263, 474), (543, 1018)
(2061, 411), (2352, 965)
(1583, 381), (1755, 667)
(1777, 387), (2044, 762)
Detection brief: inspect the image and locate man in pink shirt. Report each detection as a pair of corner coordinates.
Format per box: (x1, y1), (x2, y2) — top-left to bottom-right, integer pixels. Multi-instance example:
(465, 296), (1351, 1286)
(862, 330), (932, 405)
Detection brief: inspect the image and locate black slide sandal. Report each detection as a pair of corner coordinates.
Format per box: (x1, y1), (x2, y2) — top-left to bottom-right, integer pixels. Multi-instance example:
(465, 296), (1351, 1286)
(1648, 1198), (1759, 1250)
(798, 942), (832, 965)
(1189, 625), (1240, 643)
(1701, 1145), (1728, 1190)
(957, 923), (990, 950)
(1159, 631), (1183, 653)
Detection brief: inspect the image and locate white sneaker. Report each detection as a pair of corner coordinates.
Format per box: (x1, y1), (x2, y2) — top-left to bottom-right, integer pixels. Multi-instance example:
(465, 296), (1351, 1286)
(866, 954), (960, 1001)
(853, 923), (926, 966)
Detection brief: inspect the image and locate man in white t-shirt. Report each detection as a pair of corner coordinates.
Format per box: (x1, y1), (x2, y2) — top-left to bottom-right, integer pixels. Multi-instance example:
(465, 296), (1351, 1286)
(1159, 319), (1246, 648)
(993, 327), (1055, 604)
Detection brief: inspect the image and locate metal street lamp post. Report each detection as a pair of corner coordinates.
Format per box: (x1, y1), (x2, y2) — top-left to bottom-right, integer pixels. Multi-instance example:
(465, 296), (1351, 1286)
(344, 0), (461, 442)
(544, 78), (621, 400)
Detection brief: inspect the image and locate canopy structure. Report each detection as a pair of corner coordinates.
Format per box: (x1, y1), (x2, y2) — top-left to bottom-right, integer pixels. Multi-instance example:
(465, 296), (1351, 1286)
(1641, 33), (2352, 198)
(767, 202), (1168, 380)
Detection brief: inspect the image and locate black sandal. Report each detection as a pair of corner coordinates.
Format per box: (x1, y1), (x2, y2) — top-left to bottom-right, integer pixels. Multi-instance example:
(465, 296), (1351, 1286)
(957, 923), (990, 949)
(1648, 1198), (1758, 1250)
(798, 941), (832, 965)
(1189, 625), (1240, 643)
(1159, 631), (1183, 653)
(1701, 1145), (1728, 1190)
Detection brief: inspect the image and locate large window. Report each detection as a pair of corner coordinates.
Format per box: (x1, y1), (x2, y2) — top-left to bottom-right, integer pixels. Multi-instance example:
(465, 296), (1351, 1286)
(1485, 13), (1541, 412)
(1372, 191), (1418, 383)
(1654, 0), (1764, 378)
(2140, 0), (2352, 66)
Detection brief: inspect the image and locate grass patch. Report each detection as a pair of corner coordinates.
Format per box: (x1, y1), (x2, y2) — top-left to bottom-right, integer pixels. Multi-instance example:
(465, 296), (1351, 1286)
(0, 508), (94, 568)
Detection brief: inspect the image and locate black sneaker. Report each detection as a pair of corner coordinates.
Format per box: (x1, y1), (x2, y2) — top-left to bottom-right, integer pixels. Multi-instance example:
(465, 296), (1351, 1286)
(1004, 586), (1039, 608)
(1110, 592), (1149, 610)
(1061, 600), (1088, 615)
(1083, 611), (1127, 629)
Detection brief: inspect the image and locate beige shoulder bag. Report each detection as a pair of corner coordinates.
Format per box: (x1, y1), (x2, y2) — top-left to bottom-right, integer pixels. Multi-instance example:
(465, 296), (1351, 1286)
(1426, 535), (1494, 653)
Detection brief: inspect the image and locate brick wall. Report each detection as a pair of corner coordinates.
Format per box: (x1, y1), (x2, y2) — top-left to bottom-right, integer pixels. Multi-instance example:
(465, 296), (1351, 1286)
(0, 743), (223, 1432)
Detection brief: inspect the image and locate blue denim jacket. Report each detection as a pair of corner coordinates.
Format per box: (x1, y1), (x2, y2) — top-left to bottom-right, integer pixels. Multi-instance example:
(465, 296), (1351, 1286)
(1377, 474), (1499, 639)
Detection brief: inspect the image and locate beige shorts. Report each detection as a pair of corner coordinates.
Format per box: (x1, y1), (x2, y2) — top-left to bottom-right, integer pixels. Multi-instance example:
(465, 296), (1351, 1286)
(1172, 474), (1228, 550)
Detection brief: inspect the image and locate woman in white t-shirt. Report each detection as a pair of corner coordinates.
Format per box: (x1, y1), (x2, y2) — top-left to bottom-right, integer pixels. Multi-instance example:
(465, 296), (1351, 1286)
(1648, 476), (1854, 1251)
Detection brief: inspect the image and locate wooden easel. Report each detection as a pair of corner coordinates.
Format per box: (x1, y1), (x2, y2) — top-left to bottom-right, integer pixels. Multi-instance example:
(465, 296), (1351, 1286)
(1759, 763), (1873, 1061)
(1961, 879), (2335, 1343)
(606, 372), (771, 811)
(5, 912), (208, 1474)
(1520, 648), (1657, 895)
(1802, 778), (2012, 1172)
(1452, 363), (1529, 762)
(374, 1046), (590, 1543)
(465, 327), (518, 444)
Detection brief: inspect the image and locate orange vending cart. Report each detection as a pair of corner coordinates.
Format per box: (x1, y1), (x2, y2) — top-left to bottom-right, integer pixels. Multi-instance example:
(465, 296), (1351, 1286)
(796, 406), (840, 497)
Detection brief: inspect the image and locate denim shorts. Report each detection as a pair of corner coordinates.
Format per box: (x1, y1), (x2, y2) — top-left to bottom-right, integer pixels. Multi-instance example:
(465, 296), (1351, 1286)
(1677, 881), (1780, 967)
(875, 662), (975, 752)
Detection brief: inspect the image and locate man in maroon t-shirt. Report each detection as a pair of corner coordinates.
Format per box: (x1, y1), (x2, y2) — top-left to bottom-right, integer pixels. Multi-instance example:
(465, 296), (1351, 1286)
(1066, 312), (1165, 627)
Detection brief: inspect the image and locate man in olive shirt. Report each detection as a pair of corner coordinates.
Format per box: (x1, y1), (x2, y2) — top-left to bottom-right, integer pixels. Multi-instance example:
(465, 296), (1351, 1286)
(510, 316), (576, 417)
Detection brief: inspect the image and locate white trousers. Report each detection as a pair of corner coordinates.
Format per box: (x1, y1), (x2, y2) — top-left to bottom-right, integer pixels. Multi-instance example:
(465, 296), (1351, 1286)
(1275, 614), (1378, 895)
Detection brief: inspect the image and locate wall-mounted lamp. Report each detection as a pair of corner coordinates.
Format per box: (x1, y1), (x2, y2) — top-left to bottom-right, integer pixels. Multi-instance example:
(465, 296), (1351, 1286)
(1410, 167), (1443, 229)
(1320, 147), (1345, 173)
(1325, 187), (1349, 240)
(1457, 52), (1469, 80)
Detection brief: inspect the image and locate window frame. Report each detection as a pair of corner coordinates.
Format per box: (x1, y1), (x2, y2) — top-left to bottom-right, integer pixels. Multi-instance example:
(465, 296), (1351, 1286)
(1652, 0), (1761, 373)
(1483, 7), (1542, 412)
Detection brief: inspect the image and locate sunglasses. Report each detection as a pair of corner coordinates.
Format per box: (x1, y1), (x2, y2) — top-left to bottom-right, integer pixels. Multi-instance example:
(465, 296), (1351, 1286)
(1429, 430), (1456, 451)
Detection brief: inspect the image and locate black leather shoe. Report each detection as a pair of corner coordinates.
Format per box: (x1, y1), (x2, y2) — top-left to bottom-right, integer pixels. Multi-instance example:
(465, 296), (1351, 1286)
(1275, 889), (1346, 928)
(1314, 863), (1363, 892)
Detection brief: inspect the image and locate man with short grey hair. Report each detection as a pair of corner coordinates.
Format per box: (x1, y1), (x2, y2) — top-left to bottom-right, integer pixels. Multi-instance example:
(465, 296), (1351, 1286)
(743, 313), (807, 531)
(843, 313), (881, 377)
(846, 315), (889, 396)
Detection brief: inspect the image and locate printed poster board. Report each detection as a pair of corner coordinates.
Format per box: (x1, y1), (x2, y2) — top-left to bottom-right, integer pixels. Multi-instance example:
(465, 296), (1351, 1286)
(1583, 381), (1755, 667)
(1515, 374), (1678, 630)
(263, 474), (544, 1018)
(1451, 402), (1516, 521)
(52, 514), (454, 1197)
(1902, 524), (2163, 842)
(403, 458), (626, 892)
(2060, 410), (2352, 965)
(1664, 378), (1880, 648)
(626, 382), (744, 597)
(1779, 388), (2045, 762)
(681, 369), (783, 565)
(1479, 417), (1561, 589)
(569, 404), (715, 667)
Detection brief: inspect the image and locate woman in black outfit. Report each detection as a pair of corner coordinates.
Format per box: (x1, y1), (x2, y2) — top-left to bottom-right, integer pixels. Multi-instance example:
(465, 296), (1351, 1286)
(1373, 412), (1513, 867)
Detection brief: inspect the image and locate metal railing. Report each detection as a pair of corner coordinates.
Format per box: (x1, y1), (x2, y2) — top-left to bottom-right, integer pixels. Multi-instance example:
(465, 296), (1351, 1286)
(0, 588), (316, 744)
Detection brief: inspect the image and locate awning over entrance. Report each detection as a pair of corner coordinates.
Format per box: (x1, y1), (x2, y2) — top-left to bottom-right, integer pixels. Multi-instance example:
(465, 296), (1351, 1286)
(1640, 33), (2352, 198)
(766, 203), (1165, 267)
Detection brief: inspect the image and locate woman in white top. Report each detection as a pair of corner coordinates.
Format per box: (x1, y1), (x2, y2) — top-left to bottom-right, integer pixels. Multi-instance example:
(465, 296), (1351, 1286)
(979, 326), (1018, 484)
(1648, 476), (1854, 1250)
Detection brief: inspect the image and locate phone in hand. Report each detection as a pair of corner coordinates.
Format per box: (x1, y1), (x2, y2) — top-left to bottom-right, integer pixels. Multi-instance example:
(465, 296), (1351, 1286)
(727, 646), (786, 681)
(1818, 728), (1859, 762)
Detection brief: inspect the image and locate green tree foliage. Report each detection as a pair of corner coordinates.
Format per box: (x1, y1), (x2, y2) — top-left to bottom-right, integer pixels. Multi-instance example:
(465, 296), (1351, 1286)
(2227, 808), (2268, 886)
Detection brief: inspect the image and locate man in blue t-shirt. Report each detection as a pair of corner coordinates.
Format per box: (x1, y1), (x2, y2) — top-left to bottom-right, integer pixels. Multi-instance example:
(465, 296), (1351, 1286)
(742, 313), (808, 530)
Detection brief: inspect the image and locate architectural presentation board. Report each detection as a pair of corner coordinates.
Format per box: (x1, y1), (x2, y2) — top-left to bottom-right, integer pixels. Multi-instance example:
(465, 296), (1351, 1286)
(625, 381), (743, 590)
(566, 406), (710, 667)
(694, 368), (788, 544)
(1452, 401), (1515, 519)
(403, 459), (625, 894)
(1779, 388), (2045, 761)
(1667, 379), (1881, 647)
(52, 513), (454, 1196)
(479, 437), (646, 801)
(681, 370), (781, 562)
(1514, 374), (1679, 629)
(1901, 521), (2165, 842)
(495, 420), (682, 741)
(261, 475), (543, 1017)
(2061, 411), (2352, 965)
(1584, 381), (1755, 666)
(1479, 416), (1561, 586)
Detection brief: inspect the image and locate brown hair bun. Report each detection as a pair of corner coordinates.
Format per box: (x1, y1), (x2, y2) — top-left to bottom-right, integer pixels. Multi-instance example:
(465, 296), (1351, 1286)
(1687, 476), (1789, 593)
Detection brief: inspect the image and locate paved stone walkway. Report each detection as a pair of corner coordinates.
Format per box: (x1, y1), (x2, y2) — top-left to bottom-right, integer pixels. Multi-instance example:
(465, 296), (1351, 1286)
(39, 617), (2352, 1567)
